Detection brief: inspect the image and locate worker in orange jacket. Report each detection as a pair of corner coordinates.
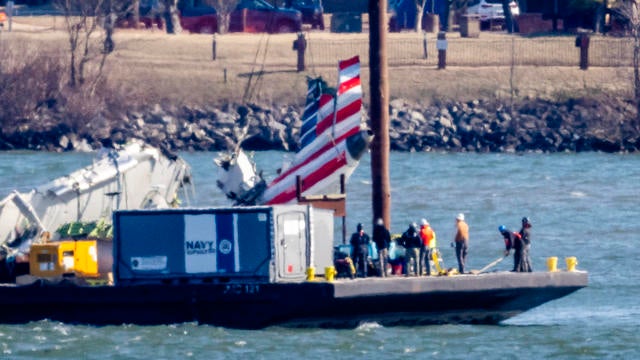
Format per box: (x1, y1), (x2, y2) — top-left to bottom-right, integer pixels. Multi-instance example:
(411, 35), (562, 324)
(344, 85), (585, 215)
(453, 213), (469, 274)
(419, 219), (436, 276)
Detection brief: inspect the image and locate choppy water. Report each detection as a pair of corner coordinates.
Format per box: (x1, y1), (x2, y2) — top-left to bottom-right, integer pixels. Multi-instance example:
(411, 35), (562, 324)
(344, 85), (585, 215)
(0, 150), (638, 359)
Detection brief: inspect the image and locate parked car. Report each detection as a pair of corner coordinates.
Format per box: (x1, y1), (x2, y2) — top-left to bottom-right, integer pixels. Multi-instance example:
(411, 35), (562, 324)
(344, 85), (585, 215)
(124, 0), (302, 34)
(466, 0), (519, 26)
(180, 6), (217, 34)
(282, 0), (324, 30)
(228, 0), (302, 33)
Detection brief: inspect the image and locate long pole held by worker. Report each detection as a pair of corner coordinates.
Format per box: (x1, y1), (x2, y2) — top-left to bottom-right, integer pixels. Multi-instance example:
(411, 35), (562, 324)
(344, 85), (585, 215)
(479, 256), (507, 274)
(369, 0), (391, 229)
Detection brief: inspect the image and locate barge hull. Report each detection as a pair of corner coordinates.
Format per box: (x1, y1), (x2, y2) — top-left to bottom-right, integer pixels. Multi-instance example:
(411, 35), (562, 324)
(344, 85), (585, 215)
(0, 272), (587, 329)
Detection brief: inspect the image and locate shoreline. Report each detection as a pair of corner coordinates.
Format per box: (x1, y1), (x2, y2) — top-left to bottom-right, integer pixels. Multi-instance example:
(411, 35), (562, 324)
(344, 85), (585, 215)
(1, 94), (638, 154)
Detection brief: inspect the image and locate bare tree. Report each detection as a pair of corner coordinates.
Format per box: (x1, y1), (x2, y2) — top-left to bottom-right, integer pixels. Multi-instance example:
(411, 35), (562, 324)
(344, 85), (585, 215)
(160, 0), (183, 33)
(104, 0), (126, 54)
(206, 0), (241, 34)
(416, 0), (428, 32)
(132, 0), (141, 29)
(54, 0), (133, 87)
(55, 0), (107, 87)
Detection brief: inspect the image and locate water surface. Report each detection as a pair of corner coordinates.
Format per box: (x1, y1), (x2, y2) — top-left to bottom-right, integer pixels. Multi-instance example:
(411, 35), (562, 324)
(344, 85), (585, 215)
(0, 151), (638, 359)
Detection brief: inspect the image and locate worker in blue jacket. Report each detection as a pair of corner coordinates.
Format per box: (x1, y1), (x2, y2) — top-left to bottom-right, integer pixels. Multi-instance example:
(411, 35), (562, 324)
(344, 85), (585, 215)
(499, 224), (529, 272)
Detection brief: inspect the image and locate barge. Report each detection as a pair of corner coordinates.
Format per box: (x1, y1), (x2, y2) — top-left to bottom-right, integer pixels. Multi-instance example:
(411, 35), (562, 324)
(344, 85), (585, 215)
(0, 205), (587, 329)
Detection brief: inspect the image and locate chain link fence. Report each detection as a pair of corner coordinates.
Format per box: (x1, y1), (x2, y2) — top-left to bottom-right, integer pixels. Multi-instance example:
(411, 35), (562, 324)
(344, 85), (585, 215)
(302, 35), (635, 68)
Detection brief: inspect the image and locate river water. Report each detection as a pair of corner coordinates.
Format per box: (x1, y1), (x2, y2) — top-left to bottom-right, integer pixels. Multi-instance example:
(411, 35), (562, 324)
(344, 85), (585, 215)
(0, 150), (638, 359)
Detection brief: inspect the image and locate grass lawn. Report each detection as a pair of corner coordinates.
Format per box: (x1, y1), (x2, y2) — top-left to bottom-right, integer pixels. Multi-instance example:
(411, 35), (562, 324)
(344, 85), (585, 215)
(1, 14), (634, 107)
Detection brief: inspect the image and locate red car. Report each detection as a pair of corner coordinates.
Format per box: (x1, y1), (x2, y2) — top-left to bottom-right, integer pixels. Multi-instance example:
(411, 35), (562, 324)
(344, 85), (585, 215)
(180, 0), (303, 34)
(179, 6), (217, 34)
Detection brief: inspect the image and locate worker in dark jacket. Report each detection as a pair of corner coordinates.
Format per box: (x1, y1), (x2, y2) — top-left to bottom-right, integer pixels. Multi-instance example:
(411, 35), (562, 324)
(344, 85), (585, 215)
(519, 217), (533, 272)
(499, 225), (527, 272)
(350, 223), (370, 278)
(400, 223), (421, 276)
(372, 218), (391, 277)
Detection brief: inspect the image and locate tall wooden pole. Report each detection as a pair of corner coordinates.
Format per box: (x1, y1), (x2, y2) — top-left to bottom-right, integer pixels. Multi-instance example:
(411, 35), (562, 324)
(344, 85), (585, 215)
(369, 0), (391, 228)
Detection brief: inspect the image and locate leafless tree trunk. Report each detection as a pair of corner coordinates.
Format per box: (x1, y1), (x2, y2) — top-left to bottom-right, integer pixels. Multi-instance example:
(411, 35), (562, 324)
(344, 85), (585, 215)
(55, 0), (130, 89)
(415, 0), (428, 32)
(55, 0), (105, 87)
(208, 0), (241, 34)
(161, 0), (183, 34)
(132, 0), (140, 29)
(103, 0), (116, 54)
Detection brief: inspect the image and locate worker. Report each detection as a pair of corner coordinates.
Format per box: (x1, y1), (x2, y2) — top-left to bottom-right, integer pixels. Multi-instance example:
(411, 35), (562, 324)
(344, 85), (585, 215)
(419, 219), (436, 276)
(453, 213), (469, 274)
(519, 217), (533, 272)
(499, 225), (527, 272)
(350, 223), (370, 278)
(400, 223), (421, 276)
(372, 217), (391, 277)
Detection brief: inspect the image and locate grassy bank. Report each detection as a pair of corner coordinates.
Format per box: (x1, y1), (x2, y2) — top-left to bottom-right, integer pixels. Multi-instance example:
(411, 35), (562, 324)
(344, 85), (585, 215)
(1, 17), (634, 109)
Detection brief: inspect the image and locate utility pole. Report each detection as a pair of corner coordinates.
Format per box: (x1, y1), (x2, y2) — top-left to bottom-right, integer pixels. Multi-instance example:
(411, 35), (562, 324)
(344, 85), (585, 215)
(369, 0), (391, 229)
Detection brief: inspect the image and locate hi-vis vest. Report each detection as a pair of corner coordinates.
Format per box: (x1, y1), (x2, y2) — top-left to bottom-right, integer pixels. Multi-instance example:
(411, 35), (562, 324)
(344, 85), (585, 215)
(420, 226), (437, 248)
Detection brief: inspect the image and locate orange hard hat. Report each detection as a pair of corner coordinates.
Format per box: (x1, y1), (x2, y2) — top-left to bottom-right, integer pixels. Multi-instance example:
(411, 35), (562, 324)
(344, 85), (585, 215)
(0, 12), (7, 22)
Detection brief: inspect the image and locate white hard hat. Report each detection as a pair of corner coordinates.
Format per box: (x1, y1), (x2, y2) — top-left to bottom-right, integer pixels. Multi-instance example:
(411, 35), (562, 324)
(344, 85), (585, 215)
(421, 218), (429, 226)
(456, 213), (465, 221)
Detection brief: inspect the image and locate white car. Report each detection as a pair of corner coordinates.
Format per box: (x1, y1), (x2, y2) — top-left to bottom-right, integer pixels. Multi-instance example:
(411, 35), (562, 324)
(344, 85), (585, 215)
(466, 0), (519, 24)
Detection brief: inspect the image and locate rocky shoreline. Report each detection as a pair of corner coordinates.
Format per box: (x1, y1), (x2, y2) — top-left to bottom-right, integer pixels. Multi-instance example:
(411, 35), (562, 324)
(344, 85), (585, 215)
(1, 96), (639, 153)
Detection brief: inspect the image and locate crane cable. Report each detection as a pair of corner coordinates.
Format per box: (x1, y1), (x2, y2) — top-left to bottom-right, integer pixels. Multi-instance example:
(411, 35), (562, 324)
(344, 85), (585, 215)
(242, 31), (269, 103)
(243, 28), (320, 104)
(305, 31), (317, 76)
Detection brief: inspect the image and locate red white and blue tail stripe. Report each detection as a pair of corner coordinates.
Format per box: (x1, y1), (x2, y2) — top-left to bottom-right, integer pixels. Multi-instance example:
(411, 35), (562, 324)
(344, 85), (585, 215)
(261, 56), (365, 205)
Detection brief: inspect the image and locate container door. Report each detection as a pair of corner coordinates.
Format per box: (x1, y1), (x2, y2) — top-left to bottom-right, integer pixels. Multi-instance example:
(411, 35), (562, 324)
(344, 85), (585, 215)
(276, 211), (306, 278)
(310, 208), (334, 273)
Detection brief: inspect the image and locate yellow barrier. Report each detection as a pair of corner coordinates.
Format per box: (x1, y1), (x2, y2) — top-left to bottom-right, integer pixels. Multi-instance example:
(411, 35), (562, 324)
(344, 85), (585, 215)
(565, 257), (578, 272)
(306, 267), (315, 281)
(546, 257), (558, 272)
(325, 266), (336, 282)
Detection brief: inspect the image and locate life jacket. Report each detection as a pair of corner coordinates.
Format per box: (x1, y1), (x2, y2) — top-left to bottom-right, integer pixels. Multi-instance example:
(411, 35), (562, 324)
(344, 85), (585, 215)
(420, 225), (437, 248)
(513, 232), (522, 248)
(504, 231), (521, 250)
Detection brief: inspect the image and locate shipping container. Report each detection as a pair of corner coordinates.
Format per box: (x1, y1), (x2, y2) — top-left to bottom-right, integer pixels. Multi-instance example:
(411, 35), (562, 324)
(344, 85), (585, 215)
(113, 205), (334, 285)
